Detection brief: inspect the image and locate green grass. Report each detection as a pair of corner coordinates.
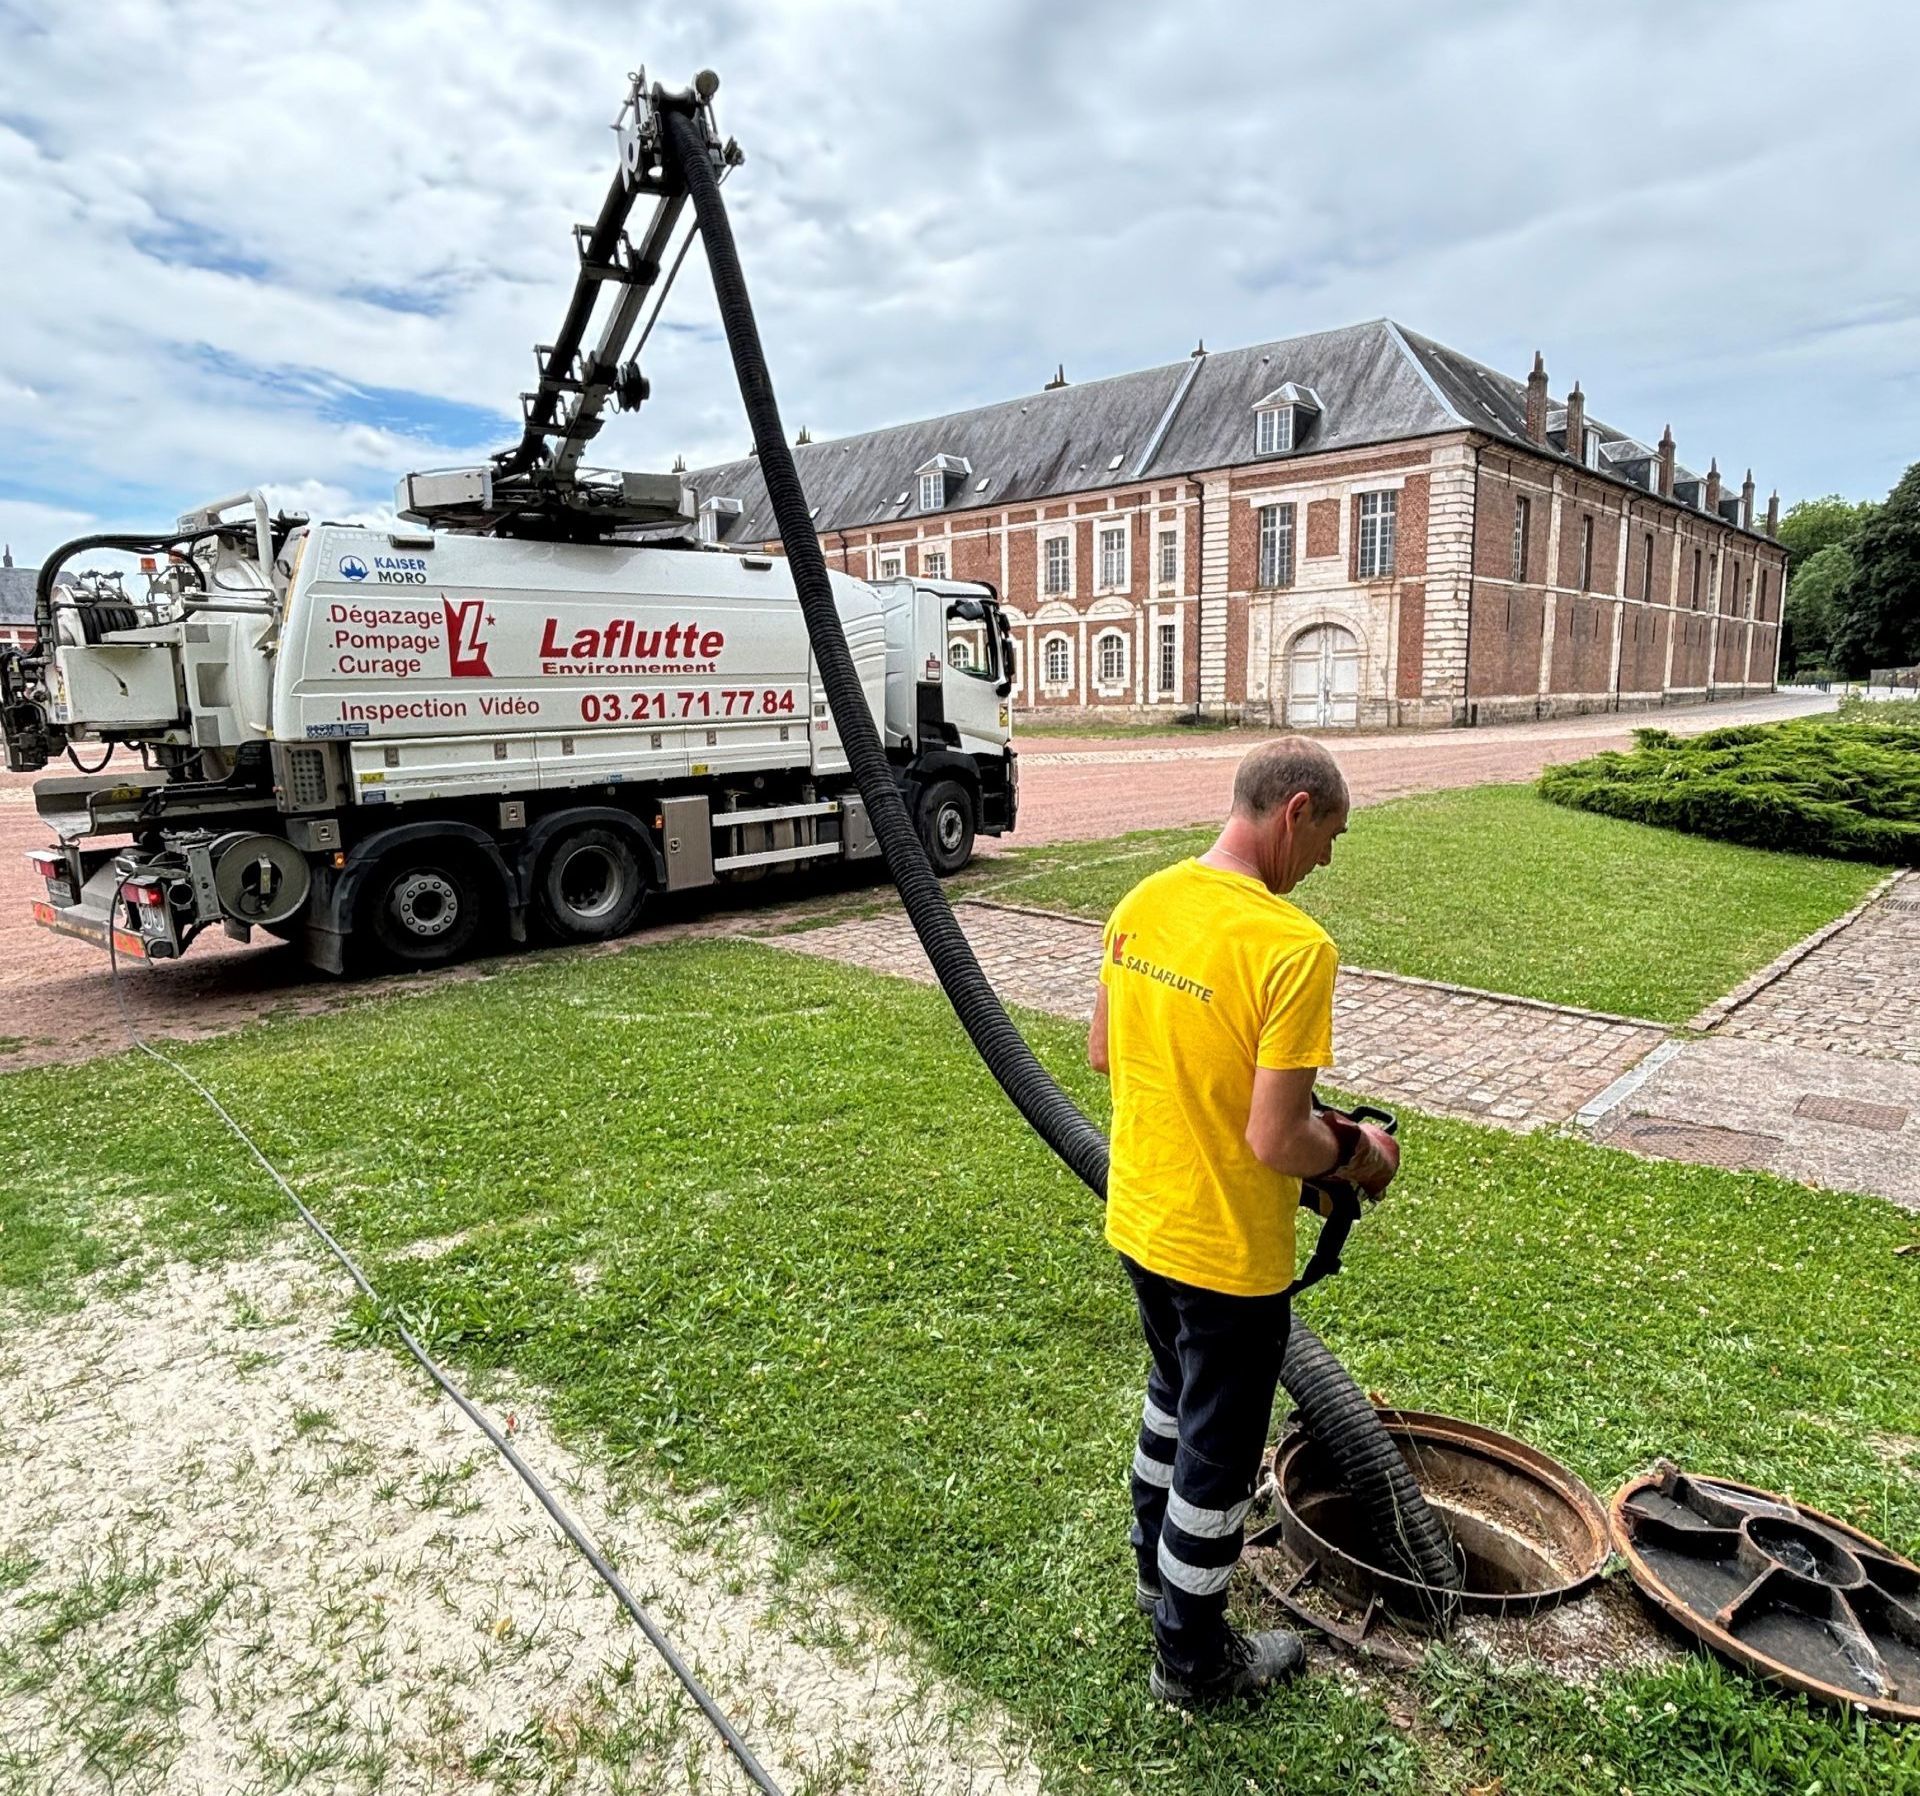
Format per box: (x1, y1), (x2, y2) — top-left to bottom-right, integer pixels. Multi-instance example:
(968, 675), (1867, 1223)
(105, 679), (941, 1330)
(4, 940), (1920, 1792)
(1540, 708), (1920, 863)
(960, 784), (1885, 1021)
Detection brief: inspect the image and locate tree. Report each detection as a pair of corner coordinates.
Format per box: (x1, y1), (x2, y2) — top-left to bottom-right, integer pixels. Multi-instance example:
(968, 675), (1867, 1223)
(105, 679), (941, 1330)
(1830, 461), (1920, 676)
(1777, 493), (1876, 579)
(1781, 542), (1854, 675)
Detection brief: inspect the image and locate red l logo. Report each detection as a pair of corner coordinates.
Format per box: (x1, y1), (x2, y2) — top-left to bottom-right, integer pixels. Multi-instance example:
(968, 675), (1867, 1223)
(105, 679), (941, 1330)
(1111, 932), (1130, 966)
(445, 598), (493, 677)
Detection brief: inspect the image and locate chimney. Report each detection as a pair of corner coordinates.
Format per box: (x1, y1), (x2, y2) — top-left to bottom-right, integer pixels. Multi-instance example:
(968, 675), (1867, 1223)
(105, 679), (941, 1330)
(1705, 459), (1722, 513)
(1741, 468), (1755, 528)
(1524, 351), (1549, 445)
(796, 426), (812, 446)
(1766, 490), (1780, 538)
(1191, 339), (1207, 359)
(1564, 382), (1586, 459)
(1044, 363), (1068, 390)
(1657, 425), (1675, 499)
(672, 453), (687, 473)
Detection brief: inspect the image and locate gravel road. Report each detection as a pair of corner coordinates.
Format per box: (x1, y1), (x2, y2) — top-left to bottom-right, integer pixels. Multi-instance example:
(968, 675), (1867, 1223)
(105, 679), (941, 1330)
(0, 691), (1832, 1071)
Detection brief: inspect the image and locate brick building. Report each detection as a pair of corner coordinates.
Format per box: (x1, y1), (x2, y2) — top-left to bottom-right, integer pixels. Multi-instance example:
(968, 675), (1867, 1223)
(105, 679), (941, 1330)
(0, 546), (46, 652)
(686, 320), (1786, 727)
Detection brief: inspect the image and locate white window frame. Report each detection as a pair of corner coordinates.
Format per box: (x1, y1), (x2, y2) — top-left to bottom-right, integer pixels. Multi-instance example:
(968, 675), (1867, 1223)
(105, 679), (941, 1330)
(1041, 632), (1073, 688)
(1578, 517), (1594, 592)
(1255, 405), (1294, 456)
(1095, 628), (1129, 688)
(1356, 490), (1397, 580)
(922, 547), (948, 580)
(1256, 502), (1295, 589)
(1155, 618), (1178, 699)
(1157, 526), (1179, 588)
(878, 552), (904, 580)
(1041, 531), (1071, 597)
(1512, 494), (1531, 582)
(1096, 522), (1129, 594)
(1583, 428), (1601, 470)
(918, 470), (943, 512)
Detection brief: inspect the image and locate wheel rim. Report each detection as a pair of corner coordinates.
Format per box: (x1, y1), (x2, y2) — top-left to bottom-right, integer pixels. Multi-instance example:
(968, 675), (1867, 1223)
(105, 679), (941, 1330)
(937, 804), (966, 853)
(392, 871), (458, 939)
(556, 843), (626, 920)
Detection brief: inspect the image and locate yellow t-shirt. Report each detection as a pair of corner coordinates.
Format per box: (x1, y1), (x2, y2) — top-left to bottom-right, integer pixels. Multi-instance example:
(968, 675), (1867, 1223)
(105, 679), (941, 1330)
(1101, 859), (1337, 1297)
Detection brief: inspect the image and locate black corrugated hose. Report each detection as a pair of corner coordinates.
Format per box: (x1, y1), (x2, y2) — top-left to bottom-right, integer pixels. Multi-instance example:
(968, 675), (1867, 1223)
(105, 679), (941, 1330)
(659, 103), (1110, 1199)
(657, 103), (1462, 1614)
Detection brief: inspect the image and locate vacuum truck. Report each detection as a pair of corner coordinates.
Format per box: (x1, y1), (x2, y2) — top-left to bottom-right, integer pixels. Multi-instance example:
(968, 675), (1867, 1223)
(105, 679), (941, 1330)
(3, 75), (1018, 972)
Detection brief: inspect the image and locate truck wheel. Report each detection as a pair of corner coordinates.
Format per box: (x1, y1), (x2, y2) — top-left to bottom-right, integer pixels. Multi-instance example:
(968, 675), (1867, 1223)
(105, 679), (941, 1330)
(365, 851), (487, 968)
(917, 780), (976, 875)
(535, 826), (647, 942)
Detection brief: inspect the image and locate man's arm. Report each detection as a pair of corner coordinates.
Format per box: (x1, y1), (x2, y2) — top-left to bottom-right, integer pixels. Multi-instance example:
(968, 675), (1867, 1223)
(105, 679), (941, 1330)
(1088, 984), (1110, 1076)
(1244, 1066), (1341, 1177)
(1246, 1066), (1398, 1191)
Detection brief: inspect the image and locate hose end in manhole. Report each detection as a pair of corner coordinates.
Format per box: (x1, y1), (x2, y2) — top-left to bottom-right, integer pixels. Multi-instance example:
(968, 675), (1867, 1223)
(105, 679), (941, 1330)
(1248, 1409), (1611, 1653)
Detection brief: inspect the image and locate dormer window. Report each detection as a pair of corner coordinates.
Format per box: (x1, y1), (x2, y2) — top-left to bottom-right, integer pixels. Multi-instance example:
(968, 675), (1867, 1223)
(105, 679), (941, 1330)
(1583, 428), (1601, 470)
(914, 452), (971, 513)
(1250, 383), (1322, 458)
(697, 495), (742, 545)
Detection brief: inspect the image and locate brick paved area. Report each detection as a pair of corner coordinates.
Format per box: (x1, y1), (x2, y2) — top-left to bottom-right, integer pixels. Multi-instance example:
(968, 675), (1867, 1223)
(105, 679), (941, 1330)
(772, 901), (1665, 1132)
(1709, 872), (1920, 1066)
(1586, 1035), (1920, 1210)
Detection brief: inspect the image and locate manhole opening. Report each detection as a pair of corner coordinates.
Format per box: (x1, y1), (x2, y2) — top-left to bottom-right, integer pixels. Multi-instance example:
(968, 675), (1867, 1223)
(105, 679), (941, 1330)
(1262, 1410), (1610, 1631)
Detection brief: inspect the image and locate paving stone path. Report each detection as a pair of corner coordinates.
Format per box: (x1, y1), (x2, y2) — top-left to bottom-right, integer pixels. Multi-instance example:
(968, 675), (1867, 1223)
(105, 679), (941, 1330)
(1584, 872), (1920, 1208)
(772, 901), (1665, 1132)
(1711, 871), (1920, 1067)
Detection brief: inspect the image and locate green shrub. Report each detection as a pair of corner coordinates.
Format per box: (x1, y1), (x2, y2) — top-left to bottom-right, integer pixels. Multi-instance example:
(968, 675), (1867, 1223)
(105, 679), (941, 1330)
(1538, 710), (1920, 863)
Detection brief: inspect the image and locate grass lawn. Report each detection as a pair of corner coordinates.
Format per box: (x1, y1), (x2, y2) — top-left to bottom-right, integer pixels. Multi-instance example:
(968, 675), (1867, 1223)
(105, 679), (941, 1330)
(961, 784), (1887, 1021)
(5, 941), (1919, 1793)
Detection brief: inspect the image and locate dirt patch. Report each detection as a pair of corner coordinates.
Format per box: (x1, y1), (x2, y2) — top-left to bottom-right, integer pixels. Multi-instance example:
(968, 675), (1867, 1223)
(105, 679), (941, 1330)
(0, 1238), (1041, 1794)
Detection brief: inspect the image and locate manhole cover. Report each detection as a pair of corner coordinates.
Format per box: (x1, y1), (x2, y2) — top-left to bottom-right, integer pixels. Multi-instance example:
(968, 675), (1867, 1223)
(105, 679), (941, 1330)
(1602, 1115), (1780, 1171)
(1794, 1093), (1911, 1132)
(1612, 1463), (1920, 1722)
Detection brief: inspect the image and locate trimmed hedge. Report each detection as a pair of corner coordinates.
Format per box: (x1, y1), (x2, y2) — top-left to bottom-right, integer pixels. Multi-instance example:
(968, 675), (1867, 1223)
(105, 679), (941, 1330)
(1537, 706), (1920, 863)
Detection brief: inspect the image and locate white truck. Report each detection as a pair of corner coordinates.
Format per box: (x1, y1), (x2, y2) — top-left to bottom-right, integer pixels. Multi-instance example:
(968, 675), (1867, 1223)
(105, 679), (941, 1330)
(7, 490), (1017, 970)
(5, 75), (1019, 972)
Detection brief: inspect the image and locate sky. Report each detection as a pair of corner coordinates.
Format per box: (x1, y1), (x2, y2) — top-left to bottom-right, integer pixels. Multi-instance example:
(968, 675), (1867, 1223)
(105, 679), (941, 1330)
(2, 0), (1916, 565)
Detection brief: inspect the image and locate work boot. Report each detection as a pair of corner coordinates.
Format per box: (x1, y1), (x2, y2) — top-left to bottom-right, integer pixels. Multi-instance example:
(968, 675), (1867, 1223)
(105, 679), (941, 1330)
(1149, 1626), (1307, 1706)
(1135, 1576), (1161, 1615)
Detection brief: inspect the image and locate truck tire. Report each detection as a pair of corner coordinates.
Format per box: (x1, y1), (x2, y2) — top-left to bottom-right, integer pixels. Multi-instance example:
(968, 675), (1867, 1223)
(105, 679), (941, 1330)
(917, 780), (975, 876)
(535, 825), (647, 942)
(364, 849), (488, 968)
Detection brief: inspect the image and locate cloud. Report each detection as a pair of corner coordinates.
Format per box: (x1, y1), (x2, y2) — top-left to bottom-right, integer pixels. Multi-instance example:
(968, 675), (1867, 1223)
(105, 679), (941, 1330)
(1, 0), (1915, 564)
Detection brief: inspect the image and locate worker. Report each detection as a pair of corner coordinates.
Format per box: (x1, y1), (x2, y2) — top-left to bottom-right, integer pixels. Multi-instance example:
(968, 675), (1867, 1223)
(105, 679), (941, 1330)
(1087, 736), (1398, 1706)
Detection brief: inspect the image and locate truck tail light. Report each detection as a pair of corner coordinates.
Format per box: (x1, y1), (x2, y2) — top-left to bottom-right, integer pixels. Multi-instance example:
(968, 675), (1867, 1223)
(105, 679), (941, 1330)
(123, 881), (166, 907)
(26, 851), (65, 880)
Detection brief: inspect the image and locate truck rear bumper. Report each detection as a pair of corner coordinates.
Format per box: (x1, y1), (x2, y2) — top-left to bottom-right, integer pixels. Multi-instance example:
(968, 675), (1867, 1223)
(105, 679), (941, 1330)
(29, 898), (153, 960)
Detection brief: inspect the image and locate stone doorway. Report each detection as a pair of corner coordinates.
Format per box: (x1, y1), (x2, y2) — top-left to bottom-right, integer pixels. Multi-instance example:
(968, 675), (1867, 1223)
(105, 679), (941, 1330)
(1286, 623), (1360, 727)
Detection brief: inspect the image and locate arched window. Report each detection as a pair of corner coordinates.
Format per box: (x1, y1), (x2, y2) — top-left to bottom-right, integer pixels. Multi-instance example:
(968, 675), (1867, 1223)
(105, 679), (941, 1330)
(1097, 630), (1128, 685)
(1043, 635), (1071, 686)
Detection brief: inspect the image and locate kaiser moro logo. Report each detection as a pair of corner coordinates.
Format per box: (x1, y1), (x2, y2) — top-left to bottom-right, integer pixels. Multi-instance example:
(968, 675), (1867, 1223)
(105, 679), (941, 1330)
(338, 555), (369, 582)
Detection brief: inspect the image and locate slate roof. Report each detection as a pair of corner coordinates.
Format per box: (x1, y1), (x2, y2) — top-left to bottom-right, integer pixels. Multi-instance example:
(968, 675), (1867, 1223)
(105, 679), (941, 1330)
(681, 318), (1771, 544)
(0, 564), (40, 626)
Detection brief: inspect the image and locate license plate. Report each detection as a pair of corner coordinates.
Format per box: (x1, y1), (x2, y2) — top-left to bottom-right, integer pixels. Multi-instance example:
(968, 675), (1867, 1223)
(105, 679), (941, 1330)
(30, 899), (147, 959)
(45, 879), (73, 906)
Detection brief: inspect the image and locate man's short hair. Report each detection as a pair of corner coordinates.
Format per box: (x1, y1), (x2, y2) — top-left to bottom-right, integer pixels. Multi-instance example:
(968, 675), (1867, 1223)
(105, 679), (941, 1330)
(1231, 736), (1349, 820)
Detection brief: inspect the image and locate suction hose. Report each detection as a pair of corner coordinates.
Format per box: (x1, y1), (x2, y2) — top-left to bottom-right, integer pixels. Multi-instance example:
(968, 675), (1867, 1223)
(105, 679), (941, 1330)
(659, 103), (1462, 1612)
(660, 103), (1109, 1197)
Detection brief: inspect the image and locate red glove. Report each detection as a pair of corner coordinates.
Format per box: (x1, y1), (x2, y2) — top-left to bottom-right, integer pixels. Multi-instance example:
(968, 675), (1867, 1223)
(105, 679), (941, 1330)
(1318, 1114), (1400, 1198)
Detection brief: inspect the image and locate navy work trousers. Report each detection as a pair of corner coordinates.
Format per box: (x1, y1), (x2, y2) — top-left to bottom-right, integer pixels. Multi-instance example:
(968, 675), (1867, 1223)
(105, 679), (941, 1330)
(1122, 1253), (1292, 1677)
